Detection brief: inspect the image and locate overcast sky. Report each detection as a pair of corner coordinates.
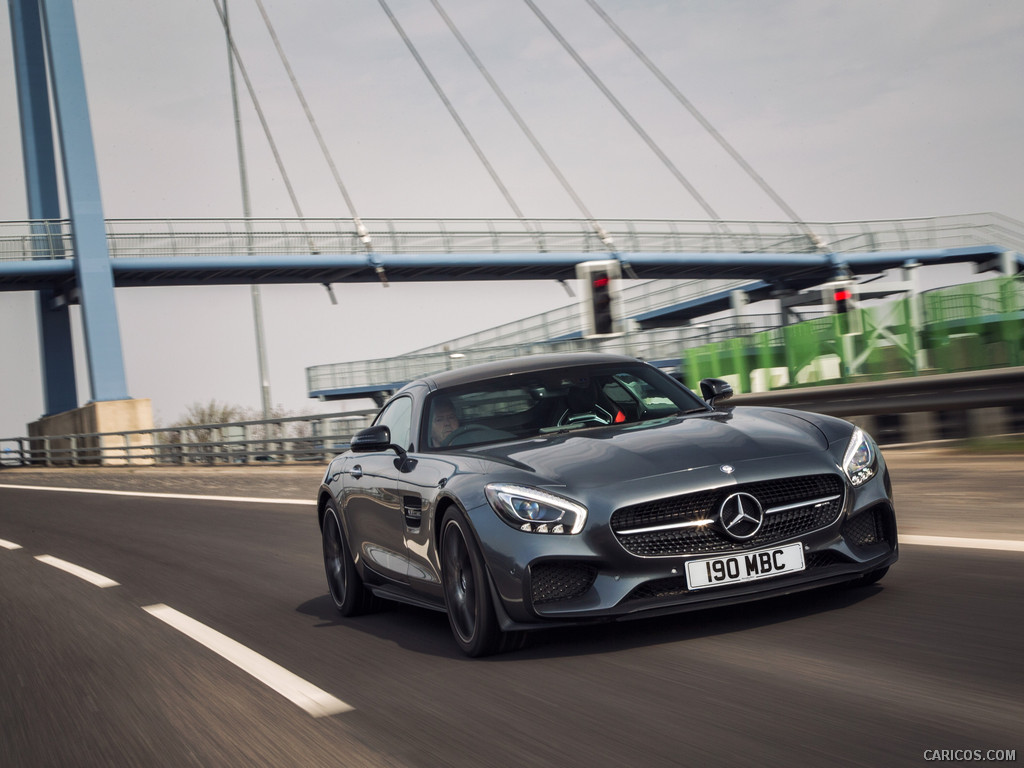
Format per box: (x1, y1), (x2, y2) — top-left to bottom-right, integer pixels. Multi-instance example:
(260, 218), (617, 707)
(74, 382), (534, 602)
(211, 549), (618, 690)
(1, 0), (1022, 437)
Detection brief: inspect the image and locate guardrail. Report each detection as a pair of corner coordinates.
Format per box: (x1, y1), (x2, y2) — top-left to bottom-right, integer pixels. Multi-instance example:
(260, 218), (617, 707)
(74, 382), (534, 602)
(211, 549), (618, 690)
(733, 366), (1024, 415)
(0, 410), (376, 468)
(3, 369), (1023, 468)
(734, 366), (1024, 444)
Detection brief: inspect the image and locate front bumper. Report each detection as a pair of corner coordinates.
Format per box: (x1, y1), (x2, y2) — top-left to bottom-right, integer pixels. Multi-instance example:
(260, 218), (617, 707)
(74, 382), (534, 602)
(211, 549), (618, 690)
(472, 462), (897, 630)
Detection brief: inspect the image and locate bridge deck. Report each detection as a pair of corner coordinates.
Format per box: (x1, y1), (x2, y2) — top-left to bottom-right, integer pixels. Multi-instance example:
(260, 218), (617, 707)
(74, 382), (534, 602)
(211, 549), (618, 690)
(0, 214), (1020, 291)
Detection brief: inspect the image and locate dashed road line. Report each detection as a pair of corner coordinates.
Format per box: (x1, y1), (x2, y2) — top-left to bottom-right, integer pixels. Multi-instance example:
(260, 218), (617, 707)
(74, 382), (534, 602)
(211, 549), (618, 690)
(0, 483), (312, 505)
(4, 542), (351, 718)
(142, 604), (353, 717)
(901, 534), (1024, 553)
(34, 554), (120, 587)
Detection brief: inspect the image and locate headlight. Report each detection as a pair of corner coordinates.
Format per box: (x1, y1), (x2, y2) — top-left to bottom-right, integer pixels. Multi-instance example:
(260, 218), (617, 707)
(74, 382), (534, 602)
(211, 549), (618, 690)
(485, 484), (588, 534)
(842, 427), (877, 487)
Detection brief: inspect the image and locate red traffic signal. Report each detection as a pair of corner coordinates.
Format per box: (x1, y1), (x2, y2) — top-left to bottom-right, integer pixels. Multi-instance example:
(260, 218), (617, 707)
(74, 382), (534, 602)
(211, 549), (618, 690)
(833, 288), (852, 314)
(591, 272), (613, 334)
(576, 259), (621, 337)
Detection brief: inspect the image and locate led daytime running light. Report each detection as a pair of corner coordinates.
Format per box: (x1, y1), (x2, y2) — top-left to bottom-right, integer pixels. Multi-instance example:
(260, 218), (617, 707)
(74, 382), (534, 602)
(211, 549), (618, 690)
(843, 427), (877, 487)
(485, 484), (588, 535)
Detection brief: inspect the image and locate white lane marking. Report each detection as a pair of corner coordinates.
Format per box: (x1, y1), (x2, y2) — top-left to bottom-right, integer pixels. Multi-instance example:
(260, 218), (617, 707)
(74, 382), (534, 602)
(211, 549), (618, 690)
(0, 483), (311, 506)
(901, 535), (1024, 553)
(34, 555), (120, 587)
(0, 538), (23, 550)
(142, 604), (352, 718)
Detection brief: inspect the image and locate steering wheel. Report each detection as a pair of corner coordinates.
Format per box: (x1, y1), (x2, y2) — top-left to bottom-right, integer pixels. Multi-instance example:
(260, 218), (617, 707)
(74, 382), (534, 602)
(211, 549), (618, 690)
(556, 409), (611, 427)
(441, 424), (493, 447)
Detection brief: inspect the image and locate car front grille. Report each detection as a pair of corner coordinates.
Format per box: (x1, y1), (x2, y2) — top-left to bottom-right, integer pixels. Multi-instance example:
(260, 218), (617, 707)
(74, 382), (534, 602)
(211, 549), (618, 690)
(611, 474), (845, 557)
(530, 562), (597, 605)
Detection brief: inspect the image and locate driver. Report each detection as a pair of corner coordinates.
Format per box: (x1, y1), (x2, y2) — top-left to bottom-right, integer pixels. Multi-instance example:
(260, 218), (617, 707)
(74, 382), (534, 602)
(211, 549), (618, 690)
(430, 399), (460, 446)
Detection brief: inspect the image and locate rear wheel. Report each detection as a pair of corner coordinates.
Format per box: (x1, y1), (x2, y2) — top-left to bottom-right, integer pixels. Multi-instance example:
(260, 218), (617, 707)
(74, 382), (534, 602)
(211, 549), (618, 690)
(322, 500), (379, 616)
(440, 508), (524, 657)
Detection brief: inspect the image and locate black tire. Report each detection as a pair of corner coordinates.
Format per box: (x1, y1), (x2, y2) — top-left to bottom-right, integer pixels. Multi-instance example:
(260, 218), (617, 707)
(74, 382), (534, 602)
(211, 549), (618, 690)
(322, 500), (379, 616)
(440, 507), (524, 657)
(845, 565), (889, 588)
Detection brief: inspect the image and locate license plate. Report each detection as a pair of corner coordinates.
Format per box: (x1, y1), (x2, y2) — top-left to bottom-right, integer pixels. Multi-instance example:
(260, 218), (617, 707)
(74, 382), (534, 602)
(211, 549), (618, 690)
(686, 543), (805, 590)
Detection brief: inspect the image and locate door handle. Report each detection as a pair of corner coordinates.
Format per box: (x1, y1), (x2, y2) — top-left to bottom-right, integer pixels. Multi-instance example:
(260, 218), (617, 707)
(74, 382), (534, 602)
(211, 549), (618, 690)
(348, 465), (363, 479)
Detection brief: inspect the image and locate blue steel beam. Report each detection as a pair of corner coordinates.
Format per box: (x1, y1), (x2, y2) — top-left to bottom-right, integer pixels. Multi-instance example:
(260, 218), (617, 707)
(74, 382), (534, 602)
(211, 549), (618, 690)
(108, 244), (1009, 286)
(38, 0), (128, 402)
(631, 281), (774, 329)
(9, 0), (58, 219)
(0, 245), (1011, 291)
(8, 0), (77, 414)
(0, 260), (76, 284)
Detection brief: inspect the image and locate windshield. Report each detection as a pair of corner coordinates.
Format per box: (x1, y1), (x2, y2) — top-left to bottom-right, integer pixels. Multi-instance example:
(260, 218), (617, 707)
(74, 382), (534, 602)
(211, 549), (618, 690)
(424, 363), (707, 450)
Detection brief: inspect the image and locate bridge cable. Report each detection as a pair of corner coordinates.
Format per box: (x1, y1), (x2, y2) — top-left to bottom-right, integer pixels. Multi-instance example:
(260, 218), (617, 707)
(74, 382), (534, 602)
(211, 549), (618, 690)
(211, 0), (308, 226)
(521, 0), (735, 245)
(219, 0), (272, 416)
(378, 0), (538, 241)
(251, 0), (372, 251)
(429, 0), (617, 256)
(585, 0), (828, 254)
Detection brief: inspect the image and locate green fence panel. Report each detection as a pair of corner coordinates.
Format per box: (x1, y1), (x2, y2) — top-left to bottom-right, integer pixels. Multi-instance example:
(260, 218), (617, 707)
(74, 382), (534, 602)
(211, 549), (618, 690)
(682, 275), (1022, 391)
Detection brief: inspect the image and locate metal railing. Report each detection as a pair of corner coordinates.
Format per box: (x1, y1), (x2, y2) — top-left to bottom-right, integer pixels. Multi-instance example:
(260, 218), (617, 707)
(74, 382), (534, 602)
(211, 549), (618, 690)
(404, 277), (757, 354)
(305, 312), (815, 394)
(5, 368), (1022, 465)
(0, 410), (376, 468)
(308, 274), (1024, 395)
(0, 219), (70, 261)
(2, 213), (1021, 262)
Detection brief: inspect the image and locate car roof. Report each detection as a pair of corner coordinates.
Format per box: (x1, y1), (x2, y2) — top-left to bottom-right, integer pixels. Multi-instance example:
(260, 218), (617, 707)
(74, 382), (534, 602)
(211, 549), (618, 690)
(417, 352), (644, 392)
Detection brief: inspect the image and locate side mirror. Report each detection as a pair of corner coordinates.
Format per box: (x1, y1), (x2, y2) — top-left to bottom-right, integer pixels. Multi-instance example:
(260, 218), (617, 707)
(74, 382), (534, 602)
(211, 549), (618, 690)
(699, 378), (734, 408)
(351, 425), (392, 453)
(350, 425), (415, 471)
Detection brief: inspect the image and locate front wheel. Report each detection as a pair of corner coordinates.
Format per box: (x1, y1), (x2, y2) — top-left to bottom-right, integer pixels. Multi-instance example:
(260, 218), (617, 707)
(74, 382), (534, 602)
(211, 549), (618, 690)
(322, 501), (379, 616)
(440, 507), (524, 657)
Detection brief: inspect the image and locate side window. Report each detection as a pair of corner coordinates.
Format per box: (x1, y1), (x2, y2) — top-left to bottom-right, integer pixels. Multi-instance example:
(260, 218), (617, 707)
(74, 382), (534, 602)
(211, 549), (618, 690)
(375, 396), (414, 451)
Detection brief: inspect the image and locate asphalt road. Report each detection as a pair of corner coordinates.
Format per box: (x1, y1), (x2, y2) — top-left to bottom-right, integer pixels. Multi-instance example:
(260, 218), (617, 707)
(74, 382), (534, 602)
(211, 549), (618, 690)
(1, 447), (1021, 767)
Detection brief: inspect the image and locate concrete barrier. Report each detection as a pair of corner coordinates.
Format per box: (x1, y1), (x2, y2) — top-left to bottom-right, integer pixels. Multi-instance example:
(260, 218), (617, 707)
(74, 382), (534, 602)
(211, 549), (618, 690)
(27, 399), (154, 466)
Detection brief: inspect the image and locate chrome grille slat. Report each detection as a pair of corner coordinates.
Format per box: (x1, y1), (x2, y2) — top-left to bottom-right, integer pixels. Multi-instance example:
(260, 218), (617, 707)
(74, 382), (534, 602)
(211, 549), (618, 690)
(616, 518), (715, 535)
(765, 494), (842, 515)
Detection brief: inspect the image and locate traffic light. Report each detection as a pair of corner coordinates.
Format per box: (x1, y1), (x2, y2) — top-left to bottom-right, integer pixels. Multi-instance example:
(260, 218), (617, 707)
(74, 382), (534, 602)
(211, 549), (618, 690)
(576, 260), (621, 337)
(591, 272), (613, 335)
(833, 288), (852, 314)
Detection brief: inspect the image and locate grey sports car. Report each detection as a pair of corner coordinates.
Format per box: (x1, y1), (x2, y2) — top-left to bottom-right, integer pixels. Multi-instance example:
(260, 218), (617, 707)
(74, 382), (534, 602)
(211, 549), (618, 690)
(317, 353), (897, 656)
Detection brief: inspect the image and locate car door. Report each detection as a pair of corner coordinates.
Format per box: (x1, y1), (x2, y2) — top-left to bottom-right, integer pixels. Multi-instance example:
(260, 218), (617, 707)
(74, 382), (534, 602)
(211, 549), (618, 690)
(341, 396), (415, 585)
(398, 457), (455, 602)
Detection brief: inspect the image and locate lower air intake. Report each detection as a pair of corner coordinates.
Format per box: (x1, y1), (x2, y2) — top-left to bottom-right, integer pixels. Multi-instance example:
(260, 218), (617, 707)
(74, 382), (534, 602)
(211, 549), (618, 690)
(530, 562), (597, 605)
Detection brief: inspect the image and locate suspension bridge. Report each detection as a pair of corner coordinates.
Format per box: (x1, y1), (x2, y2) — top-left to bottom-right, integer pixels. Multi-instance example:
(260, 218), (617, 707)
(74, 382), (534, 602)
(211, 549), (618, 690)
(4, 0), (1021, 442)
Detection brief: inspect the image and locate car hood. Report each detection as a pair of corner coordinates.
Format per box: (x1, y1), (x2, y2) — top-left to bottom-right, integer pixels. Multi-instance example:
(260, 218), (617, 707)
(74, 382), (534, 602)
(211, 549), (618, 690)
(461, 406), (833, 489)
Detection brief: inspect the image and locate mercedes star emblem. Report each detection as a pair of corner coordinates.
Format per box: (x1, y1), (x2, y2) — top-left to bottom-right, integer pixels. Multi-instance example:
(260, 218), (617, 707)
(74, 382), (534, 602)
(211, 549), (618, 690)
(719, 492), (764, 541)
